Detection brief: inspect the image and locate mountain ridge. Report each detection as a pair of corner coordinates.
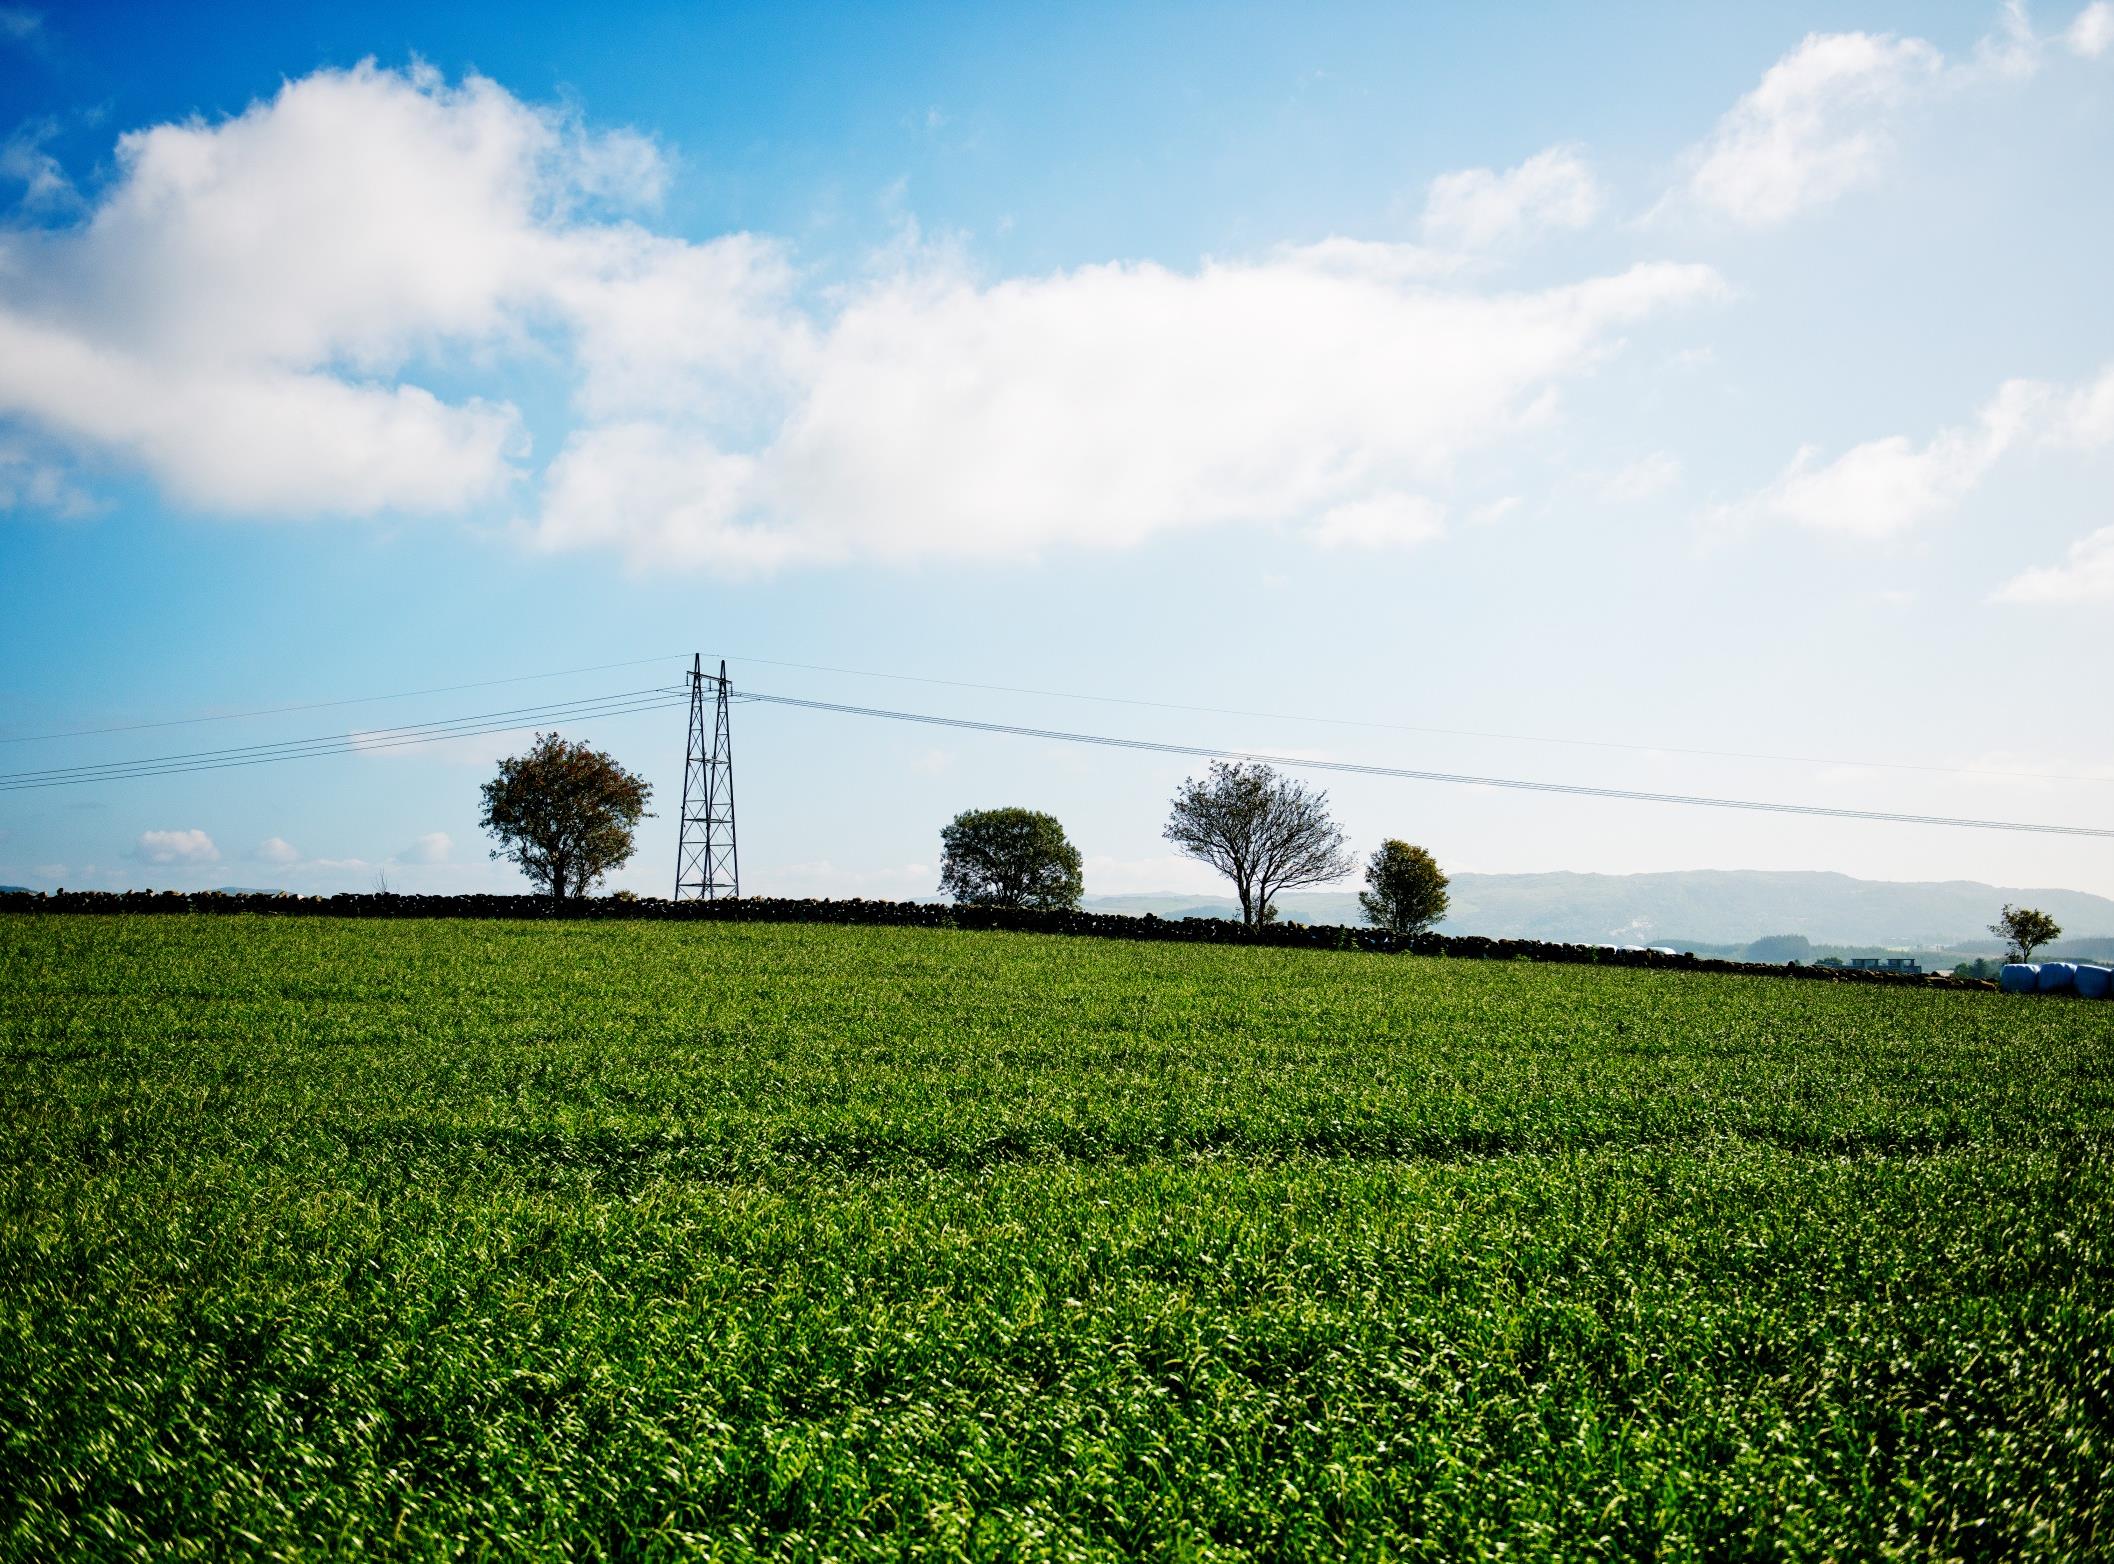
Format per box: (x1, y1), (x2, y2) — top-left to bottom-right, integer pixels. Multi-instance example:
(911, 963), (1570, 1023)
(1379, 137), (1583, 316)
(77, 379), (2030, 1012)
(1085, 869), (2114, 948)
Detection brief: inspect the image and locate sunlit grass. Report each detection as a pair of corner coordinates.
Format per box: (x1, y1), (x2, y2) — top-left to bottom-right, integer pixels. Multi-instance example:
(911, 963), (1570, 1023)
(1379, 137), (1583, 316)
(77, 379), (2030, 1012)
(3, 915), (2109, 1559)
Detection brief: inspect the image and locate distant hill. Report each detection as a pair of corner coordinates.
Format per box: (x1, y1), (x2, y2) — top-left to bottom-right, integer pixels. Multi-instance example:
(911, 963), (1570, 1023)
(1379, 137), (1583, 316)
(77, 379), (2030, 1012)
(1086, 870), (2114, 949)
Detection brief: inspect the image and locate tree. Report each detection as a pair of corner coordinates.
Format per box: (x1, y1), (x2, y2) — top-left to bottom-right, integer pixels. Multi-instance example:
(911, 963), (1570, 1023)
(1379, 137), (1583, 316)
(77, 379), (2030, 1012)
(479, 732), (653, 902)
(1991, 903), (2061, 962)
(1358, 839), (1449, 936)
(1744, 933), (1813, 965)
(1163, 760), (1352, 928)
(938, 807), (1085, 910)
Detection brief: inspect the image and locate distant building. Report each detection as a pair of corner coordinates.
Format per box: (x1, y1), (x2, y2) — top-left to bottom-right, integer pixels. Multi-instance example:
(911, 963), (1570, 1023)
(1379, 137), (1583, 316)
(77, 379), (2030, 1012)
(1849, 957), (1921, 974)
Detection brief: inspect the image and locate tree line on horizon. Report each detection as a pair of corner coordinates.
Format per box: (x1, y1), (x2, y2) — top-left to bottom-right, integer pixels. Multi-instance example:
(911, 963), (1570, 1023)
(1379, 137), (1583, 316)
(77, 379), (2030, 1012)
(939, 760), (1449, 935)
(471, 734), (2062, 954)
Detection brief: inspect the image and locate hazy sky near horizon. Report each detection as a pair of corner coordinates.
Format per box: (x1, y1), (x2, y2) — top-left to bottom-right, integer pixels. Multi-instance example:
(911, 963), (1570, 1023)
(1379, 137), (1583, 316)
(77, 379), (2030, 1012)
(2, 0), (2111, 901)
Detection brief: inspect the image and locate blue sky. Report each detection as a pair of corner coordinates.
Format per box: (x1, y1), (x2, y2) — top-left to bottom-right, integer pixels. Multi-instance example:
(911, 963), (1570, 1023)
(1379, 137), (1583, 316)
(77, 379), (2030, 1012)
(2, 0), (2110, 902)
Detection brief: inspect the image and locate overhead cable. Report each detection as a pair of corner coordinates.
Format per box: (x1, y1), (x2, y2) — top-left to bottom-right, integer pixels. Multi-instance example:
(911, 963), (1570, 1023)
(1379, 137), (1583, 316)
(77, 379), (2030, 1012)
(0, 689), (685, 791)
(0, 655), (688, 745)
(742, 690), (2114, 840)
(716, 651), (2105, 787)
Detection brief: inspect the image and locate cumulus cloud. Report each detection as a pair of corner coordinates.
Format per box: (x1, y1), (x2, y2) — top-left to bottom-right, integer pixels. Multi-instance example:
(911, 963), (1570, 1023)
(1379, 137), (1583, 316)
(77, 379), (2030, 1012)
(2065, 2), (2114, 57)
(0, 62), (655, 517)
(253, 836), (299, 865)
(1673, 8), (2103, 225)
(134, 828), (219, 865)
(0, 62), (1724, 570)
(1420, 145), (1602, 250)
(1714, 381), (2033, 538)
(1994, 524), (2114, 602)
(534, 253), (1722, 568)
(1681, 31), (1942, 225)
(1715, 366), (2114, 538)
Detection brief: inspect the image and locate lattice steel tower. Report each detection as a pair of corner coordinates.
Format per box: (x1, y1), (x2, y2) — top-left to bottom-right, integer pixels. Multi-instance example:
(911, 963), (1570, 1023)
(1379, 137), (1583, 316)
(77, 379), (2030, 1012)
(674, 654), (739, 900)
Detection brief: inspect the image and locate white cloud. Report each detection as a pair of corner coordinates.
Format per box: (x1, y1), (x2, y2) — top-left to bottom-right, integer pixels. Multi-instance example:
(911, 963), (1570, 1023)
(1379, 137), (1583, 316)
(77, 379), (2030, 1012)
(0, 8), (39, 43)
(534, 253), (1722, 569)
(0, 61), (657, 517)
(1420, 145), (1601, 250)
(134, 828), (219, 865)
(1682, 31), (1942, 225)
(1717, 377), (2045, 538)
(1309, 492), (1445, 550)
(253, 836), (299, 865)
(2065, 1), (2114, 57)
(1599, 452), (1682, 503)
(1973, 0), (2044, 81)
(1719, 363), (2114, 538)
(2047, 364), (2114, 447)
(0, 439), (97, 516)
(1, 120), (76, 211)
(0, 309), (526, 514)
(1994, 523), (2114, 602)
(401, 831), (452, 863)
(0, 63), (1723, 570)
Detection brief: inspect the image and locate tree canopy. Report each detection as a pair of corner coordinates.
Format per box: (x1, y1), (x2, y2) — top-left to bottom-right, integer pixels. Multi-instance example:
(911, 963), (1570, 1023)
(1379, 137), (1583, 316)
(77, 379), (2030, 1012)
(938, 807), (1085, 910)
(1358, 839), (1449, 936)
(1991, 904), (2061, 962)
(479, 733), (652, 902)
(1163, 760), (1351, 928)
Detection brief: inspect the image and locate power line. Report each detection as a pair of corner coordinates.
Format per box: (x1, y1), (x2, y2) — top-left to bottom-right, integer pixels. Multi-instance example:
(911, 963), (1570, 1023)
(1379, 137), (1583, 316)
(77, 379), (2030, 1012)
(719, 651), (2107, 787)
(9, 643), (2096, 790)
(741, 690), (2114, 841)
(0, 655), (686, 745)
(0, 689), (684, 791)
(9, 665), (2108, 840)
(0, 687), (683, 784)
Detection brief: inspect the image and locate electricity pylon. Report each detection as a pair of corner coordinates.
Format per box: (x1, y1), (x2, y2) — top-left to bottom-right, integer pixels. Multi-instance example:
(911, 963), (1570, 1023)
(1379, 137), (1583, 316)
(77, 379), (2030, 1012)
(674, 655), (738, 899)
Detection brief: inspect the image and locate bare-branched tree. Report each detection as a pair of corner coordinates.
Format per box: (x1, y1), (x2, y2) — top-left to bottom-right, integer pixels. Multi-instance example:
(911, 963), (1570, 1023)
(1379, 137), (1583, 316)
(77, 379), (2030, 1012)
(1163, 760), (1353, 928)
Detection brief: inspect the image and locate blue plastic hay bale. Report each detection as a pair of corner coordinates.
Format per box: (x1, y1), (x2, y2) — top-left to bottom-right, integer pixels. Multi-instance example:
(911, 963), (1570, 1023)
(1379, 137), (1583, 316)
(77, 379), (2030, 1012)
(2037, 962), (2078, 994)
(2000, 963), (2040, 993)
(2075, 964), (2113, 1000)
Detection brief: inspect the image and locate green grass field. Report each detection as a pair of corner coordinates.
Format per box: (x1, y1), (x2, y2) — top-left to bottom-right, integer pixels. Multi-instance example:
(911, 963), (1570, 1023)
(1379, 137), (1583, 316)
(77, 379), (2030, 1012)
(2, 915), (2110, 1560)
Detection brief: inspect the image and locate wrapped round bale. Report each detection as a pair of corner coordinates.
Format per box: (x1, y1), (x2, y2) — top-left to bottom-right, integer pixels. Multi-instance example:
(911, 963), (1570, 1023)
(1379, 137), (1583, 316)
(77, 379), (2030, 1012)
(2036, 962), (2078, 994)
(1999, 963), (2041, 993)
(2074, 963), (2113, 1000)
